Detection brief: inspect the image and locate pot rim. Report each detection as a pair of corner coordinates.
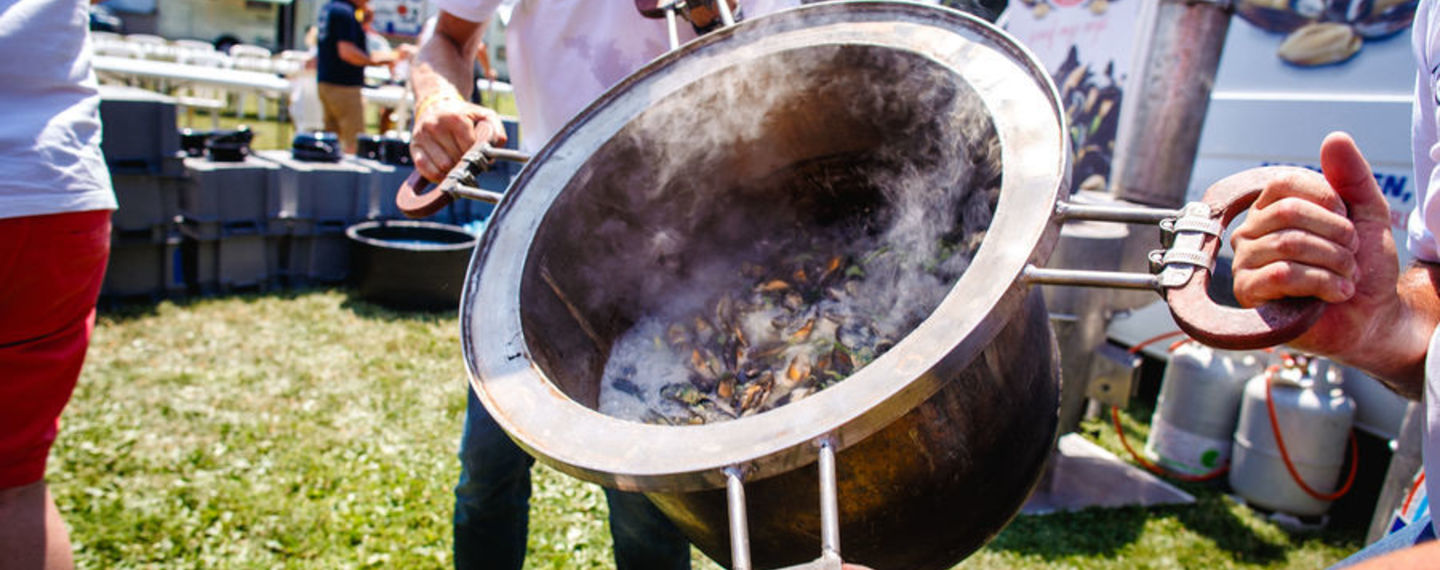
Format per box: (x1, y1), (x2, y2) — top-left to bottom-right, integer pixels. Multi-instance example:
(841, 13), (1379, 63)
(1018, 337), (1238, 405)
(460, 0), (1071, 492)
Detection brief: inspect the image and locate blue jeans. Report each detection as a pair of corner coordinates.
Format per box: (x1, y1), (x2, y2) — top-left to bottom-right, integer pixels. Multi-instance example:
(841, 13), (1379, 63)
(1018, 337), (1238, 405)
(453, 388), (691, 570)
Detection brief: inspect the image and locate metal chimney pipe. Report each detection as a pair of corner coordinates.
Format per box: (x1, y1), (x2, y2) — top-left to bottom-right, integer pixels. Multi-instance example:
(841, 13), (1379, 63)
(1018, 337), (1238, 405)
(1110, 0), (1234, 208)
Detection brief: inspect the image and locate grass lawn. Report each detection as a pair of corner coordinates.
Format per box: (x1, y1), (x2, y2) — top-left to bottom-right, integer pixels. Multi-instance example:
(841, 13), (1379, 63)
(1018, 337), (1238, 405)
(57, 289), (1366, 568)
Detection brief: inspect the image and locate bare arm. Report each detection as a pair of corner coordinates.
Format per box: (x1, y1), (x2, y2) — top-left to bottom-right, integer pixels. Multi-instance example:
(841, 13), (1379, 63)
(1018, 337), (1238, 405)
(337, 40), (396, 67)
(1231, 132), (1437, 398)
(408, 12), (507, 181)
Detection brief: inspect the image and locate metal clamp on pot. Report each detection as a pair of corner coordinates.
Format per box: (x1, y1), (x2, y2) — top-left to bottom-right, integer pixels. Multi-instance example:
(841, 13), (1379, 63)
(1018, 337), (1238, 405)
(636, 0), (740, 48)
(395, 144), (531, 219)
(1029, 165), (1324, 351)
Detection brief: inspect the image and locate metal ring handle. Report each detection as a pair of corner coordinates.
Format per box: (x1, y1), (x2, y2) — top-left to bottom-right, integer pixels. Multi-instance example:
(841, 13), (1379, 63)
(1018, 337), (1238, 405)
(396, 144), (529, 219)
(396, 169), (455, 219)
(1164, 166), (1325, 350)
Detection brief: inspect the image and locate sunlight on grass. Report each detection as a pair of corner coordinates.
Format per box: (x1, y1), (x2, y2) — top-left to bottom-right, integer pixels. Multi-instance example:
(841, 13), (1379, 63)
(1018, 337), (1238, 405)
(57, 291), (1359, 568)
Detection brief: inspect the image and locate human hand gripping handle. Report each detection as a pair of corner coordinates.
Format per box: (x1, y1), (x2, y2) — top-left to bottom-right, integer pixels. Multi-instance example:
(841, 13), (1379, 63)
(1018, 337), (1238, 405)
(400, 91), (508, 218)
(1164, 166), (1327, 349)
(1228, 132), (1404, 365)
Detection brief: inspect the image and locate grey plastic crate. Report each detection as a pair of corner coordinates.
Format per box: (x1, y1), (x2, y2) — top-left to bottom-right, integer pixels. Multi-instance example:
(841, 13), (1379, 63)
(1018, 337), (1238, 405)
(352, 158), (513, 224)
(99, 86), (182, 174)
(256, 150), (369, 223)
(180, 156), (281, 223)
(288, 220), (351, 285)
(111, 173), (182, 232)
(348, 157), (411, 221)
(178, 217), (273, 240)
(102, 232), (183, 300)
(180, 224), (273, 294)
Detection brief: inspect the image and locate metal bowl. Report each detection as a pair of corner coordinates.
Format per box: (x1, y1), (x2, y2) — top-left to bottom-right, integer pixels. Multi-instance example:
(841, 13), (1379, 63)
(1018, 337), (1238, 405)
(460, 3), (1070, 567)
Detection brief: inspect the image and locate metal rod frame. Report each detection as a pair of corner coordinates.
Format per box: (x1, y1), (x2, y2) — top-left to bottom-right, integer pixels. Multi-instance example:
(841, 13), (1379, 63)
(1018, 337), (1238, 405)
(1024, 266), (1160, 290)
(723, 437), (846, 570)
(818, 438), (843, 567)
(717, 0), (737, 27)
(1056, 201), (1181, 225)
(726, 466), (752, 570)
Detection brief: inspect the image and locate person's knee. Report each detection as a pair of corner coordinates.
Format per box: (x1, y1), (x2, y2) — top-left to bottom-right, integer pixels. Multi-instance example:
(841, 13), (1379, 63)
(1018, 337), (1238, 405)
(0, 480), (46, 519)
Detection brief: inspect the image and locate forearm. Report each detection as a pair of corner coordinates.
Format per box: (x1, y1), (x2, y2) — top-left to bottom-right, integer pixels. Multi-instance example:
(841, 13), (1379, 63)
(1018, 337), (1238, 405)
(337, 41), (392, 67)
(411, 15), (485, 103)
(1334, 263), (1440, 398)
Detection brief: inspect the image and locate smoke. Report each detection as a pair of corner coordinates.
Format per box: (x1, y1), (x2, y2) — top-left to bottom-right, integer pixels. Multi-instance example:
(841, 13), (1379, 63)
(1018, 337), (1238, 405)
(523, 38), (1002, 421)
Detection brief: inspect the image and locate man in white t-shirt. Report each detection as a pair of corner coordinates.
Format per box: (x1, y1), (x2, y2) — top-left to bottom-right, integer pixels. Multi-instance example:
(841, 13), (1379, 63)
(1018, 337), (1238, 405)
(408, 3), (803, 568)
(1230, 3), (1440, 566)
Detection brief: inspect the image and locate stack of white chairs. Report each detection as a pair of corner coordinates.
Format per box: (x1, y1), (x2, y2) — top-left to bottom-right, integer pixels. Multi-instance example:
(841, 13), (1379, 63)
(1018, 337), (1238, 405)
(272, 49), (312, 78)
(172, 39), (217, 54)
(175, 49), (231, 130)
(126, 34), (172, 61)
(228, 44), (275, 121)
(91, 32), (142, 86)
(92, 32), (143, 59)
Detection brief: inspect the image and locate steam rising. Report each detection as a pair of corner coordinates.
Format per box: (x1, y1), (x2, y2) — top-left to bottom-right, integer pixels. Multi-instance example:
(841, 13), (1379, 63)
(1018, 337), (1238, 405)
(521, 41), (1002, 422)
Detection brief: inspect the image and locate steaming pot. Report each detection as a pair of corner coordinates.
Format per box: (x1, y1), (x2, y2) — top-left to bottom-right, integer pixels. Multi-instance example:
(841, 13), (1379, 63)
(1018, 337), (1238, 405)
(407, 2), (1323, 568)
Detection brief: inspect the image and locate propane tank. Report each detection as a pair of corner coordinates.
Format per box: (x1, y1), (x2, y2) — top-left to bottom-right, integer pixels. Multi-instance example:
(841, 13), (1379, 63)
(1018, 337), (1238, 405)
(1229, 356), (1356, 517)
(1144, 342), (1267, 476)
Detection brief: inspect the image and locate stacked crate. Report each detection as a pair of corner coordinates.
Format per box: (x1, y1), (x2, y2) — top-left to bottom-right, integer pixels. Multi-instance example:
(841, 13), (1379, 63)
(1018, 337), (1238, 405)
(177, 155), (282, 294)
(98, 87), (186, 302)
(256, 150), (371, 285)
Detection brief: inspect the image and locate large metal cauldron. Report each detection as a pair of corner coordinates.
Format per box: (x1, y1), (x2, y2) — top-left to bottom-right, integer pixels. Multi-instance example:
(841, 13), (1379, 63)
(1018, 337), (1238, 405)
(460, 4), (1067, 568)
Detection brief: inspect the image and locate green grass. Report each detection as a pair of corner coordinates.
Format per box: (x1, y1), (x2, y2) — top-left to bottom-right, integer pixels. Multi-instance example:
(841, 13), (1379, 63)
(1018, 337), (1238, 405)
(56, 290), (1364, 568)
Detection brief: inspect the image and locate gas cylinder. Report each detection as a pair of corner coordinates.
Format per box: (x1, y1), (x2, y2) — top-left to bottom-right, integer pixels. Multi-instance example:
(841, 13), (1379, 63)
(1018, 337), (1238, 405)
(1144, 342), (1267, 476)
(1229, 357), (1356, 517)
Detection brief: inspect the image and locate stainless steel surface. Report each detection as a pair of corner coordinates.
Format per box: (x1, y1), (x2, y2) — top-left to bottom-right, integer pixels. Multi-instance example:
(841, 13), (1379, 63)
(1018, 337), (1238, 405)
(1041, 215), (1131, 435)
(817, 439), (840, 561)
(1025, 266), (1160, 290)
(1057, 202), (1182, 225)
(1086, 342), (1142, 409)
(1109, 0), (1232, 208)
(727, 466), (752, 570)
(448, 184), (505, 204)
(460, 2), (1068, 567)
(717, 0), (736, 26)
(666, 7), (681, 50)
(484, 148), (532, 164)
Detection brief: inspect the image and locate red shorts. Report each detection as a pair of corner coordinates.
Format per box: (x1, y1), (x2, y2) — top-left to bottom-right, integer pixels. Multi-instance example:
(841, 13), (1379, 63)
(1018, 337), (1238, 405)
(0, 210), (110, 487)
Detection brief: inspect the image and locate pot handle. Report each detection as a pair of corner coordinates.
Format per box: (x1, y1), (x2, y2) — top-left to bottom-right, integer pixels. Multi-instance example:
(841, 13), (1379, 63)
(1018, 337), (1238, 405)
(396, 170), (454, 219)
(396, 144), (529, 219)
(1163, 166), (1325, 350)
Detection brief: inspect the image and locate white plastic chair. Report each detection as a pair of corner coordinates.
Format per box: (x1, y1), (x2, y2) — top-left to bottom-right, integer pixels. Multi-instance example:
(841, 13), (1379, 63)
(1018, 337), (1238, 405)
(272, 49), (312, 78)
(121, 34), (174, 91)
(172, 39), (216, 54)
(176, 50), (230, 130)
(228, 44), (275, 121)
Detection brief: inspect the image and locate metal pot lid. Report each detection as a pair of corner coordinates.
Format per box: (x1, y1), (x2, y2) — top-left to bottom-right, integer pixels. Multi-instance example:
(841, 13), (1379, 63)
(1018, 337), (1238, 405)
(461, 0), (1069, 492)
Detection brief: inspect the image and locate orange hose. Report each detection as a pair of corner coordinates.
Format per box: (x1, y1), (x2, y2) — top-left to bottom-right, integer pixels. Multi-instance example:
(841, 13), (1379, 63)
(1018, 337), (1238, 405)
(1112, 406), (1229, 482)
(1263, 369), (1358, 502)
(1128, 330), (1189, 356)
